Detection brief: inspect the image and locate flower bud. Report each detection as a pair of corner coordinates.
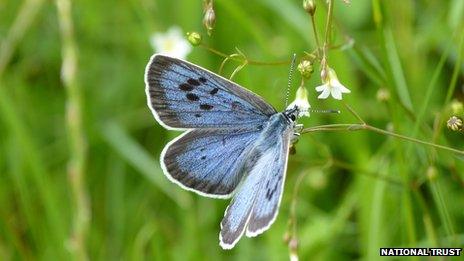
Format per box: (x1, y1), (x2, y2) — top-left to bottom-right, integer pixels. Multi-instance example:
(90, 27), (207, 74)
(297, 60), (313, 79)
(376, 88), (390, 102)
(203, 2), (216, 36)
(303, 0), (316, 16)
(320, 66), (328, 83)
(186, 32), (202, 46)
(450, 100), (463, 115)
(447, 116), (463, 131)
(426, 166), (437, 181)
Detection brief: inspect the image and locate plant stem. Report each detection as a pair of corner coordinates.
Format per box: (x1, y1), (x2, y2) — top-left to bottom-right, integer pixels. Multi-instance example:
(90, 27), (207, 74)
(310, 15), (321, 55)
(56, 0), (90, 259)
(344, 102), (366, 124)
(0, 0), (45, 78)
(301, 123), (464, 156)
(323, 0), (334, 55)
(199, 43), (289, 65)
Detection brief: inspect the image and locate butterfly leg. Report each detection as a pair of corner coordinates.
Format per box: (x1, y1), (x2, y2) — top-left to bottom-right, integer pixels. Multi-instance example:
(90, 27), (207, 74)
(291, 124), (303, 142)
(290, 133), (300, 144)
(293, 123), (304, 133)
(289, 124), (303, 155)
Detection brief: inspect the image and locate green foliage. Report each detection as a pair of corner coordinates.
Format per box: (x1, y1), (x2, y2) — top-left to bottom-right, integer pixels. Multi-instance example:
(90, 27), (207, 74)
(0, 0), (463, 260)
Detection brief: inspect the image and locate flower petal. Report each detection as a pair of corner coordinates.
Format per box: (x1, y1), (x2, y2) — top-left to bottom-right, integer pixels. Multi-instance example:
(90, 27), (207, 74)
(317, 88), (331, 99)
(299, 110), (310, 117)
(174, 41), (192, 59)
(336, 82), (351, 93)
(150, 34), (163, 49)
(331, 87), (342, 100)
(167, 26), (183, 37)
(315, 84), (328, 92)
(150, 26), (192, 59)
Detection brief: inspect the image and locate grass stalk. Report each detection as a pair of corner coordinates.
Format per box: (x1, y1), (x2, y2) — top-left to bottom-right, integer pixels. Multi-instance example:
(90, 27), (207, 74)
(0, 0), (45, 77)
(55, 0), (90, 259)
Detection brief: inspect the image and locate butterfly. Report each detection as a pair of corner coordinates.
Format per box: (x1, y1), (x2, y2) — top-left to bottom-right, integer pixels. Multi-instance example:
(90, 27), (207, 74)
(144, 54), (301, 249)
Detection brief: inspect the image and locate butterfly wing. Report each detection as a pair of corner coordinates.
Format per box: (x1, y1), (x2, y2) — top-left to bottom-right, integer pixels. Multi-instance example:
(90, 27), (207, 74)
(162, 127), (262, 198)
(219, 115), (292, 249)
(245, 133), (290, 237)
(145, 54), (277, 130)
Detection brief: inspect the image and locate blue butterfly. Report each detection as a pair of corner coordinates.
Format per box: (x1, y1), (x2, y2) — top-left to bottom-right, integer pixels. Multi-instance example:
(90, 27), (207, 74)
(145, 54), (301, 249)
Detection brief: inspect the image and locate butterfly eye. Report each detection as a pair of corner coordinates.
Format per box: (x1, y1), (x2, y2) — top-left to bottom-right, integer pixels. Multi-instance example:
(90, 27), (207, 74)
(290, 114), (296, 121)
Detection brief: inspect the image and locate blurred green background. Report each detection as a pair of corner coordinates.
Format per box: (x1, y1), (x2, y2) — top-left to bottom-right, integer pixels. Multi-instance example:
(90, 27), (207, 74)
(1, 0), (463, 260)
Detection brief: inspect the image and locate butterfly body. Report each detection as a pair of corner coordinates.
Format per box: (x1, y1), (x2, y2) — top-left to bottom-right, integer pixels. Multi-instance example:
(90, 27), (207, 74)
(145, 54), (300, 249)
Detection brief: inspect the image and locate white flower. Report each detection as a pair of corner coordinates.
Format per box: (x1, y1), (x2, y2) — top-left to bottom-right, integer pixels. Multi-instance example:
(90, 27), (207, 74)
(315, 67), (351, 100)
(150, 26), (192, 59)
(287, 85), (311, 117)
(290, 253), (299, 261)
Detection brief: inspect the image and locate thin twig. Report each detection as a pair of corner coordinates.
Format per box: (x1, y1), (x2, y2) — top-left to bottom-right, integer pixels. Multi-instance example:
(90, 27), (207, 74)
(310, 15), (321, 55)
(199, 43), (290, 66)
(343, 102), (366, 124)
(301, 123), (464, 156)
(323, 0), (334, 56)
(229, 60), (248, 79)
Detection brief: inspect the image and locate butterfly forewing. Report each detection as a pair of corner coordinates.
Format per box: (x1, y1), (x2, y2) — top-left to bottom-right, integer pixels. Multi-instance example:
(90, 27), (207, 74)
(145, 55), (276, 129)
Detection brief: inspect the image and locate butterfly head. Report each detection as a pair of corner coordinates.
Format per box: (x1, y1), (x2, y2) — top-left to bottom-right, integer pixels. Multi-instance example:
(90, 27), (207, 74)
(283, 105), (300, 123)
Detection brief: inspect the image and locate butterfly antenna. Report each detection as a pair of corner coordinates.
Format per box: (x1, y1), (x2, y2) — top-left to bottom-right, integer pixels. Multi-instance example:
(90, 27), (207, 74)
(309, 109), (341, 114)
(285, 53), (297, 107)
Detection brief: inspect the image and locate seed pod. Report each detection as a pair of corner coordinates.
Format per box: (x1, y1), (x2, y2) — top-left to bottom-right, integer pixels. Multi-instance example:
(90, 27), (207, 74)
(186, 32), (202, 46)
(447, 116), (463, 131)
(203, 2), (216, 36)
(303, 0), (316, 16)
(297, 60), (313, 79)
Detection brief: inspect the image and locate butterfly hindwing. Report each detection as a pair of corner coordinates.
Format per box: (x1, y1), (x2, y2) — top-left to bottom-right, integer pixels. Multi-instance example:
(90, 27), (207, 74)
(219, 114), (292, 249)
(145, 54), (277, 129)
(162, 127), (262, 198)
(246, 134), (290, 237)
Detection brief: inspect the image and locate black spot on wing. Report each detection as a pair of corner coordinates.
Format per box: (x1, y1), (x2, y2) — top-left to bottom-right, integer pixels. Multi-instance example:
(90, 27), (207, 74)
(187, 78), (201, 86)
(210, 88), (219, 95)
(194, 113), (201, 118)
(179, 83), (194, 91)
(265, 188), (272, 200)
(265, 176), (283, 201)
(199, 77), (207, 83)
(186, 93), (200, 101)
(200, 104), (214, 110)
(201, 156), (206, 160)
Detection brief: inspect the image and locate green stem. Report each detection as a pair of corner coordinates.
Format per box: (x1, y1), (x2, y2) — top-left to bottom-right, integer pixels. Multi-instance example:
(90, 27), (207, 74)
(323, 0), (334, 54)
(199, 43), (289, 66)
(310, 15), (321, 55)
(0, 0), (45, 78)
(301, 123), (464, 156)
(365, 125), (463, 155)
(56, 0), (90, 259)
